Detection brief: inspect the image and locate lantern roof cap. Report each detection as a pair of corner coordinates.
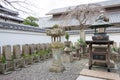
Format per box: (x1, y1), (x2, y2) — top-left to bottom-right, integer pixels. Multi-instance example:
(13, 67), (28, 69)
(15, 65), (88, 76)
(89, 11), (113, 29)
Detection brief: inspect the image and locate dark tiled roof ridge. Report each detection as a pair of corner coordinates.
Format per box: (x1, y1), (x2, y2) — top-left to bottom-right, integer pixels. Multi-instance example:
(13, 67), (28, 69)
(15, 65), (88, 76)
(0, 21), (45, 33)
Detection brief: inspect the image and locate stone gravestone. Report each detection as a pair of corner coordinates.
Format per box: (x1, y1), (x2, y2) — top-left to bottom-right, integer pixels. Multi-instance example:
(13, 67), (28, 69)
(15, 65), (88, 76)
(29, 44), (34, 62)
(13, 44), (24, 69)
(22, 44), (32, 65)
(36, 44), (43, 51)
(36, 43), (44, 60)
(29, 44), (39, 62)
(13, 45), (21, 59)
(29, 44), (35, 54)
(34, 44), (40, 61)
(2, 45), (14, 74)
(41, 43), (46, 50)
(22, 44), (29, 56)
(33, 44), (37, 50)
(3, 45), (12, 60)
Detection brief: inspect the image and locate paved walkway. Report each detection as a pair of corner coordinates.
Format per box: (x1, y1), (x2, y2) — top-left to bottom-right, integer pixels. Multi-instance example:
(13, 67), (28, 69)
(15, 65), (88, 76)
(0, 59), (120, 80)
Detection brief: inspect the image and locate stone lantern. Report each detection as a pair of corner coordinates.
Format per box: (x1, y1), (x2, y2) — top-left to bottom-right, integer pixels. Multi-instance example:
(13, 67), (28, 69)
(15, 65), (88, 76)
(86, 11), (114, 72)
(46, 25), (65, 72)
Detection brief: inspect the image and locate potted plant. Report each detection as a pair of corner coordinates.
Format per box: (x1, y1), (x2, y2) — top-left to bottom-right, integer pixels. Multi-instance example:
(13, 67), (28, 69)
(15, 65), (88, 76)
(65, 32), (69, 41)
(64, 32), (71, 47)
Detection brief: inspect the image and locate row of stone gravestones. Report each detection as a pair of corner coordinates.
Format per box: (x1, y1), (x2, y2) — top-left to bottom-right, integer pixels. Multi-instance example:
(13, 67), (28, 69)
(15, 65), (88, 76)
(0, 43), (52, 74)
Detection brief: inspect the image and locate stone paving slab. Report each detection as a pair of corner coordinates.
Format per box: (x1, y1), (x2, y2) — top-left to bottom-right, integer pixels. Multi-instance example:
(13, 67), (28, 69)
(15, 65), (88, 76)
(80, 69), (120, 80)
(76, 75), (105, 80)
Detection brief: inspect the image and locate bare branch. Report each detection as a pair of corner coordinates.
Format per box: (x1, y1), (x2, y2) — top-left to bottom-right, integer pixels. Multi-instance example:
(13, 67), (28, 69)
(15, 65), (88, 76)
(60, 3), (104, 30)
(0, 0), (40, 16)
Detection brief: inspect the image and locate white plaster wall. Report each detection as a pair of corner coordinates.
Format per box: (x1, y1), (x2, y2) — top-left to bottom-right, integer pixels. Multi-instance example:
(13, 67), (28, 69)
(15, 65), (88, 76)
(0, 29), (51, 47)
(1, 29), (120, 47)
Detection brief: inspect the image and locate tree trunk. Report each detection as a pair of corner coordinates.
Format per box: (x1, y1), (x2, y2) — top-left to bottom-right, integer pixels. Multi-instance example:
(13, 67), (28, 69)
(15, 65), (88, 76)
(80, 29), (86, 56)
(80, 29), (85, 41)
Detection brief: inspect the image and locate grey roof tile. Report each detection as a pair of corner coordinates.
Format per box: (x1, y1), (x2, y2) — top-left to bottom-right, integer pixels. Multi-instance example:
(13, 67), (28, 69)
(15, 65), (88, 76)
(108, 11), (120, 23)
(46, 0), (120, 15)
(39, 11), (120, 28)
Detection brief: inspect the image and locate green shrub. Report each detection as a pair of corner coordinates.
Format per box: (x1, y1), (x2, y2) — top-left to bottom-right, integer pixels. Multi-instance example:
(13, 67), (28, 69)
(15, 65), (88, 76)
(1, 56), (6, 63)
(112, 47), (118, 52)
(53, 24), (59, 28)
(37, 50), (45, 56)
(37, 49), (51, 56)
(23, 54), (31, 58)
(32, 53), (39, 58)
(77, 38), (86, 45)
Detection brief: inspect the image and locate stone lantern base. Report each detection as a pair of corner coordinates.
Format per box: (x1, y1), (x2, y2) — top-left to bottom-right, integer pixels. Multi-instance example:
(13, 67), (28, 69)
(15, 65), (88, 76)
(49, 60), (65, 72)
(49, 48), (65, 72)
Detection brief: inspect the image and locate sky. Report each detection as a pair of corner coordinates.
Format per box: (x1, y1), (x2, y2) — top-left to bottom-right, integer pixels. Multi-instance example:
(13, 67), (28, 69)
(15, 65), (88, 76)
(1, 0), (107, 18)
(26, 0), (107, 17)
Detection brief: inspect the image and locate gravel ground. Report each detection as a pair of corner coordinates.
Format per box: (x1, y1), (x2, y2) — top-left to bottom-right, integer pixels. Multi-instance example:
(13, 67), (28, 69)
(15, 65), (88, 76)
(0, 59), (88, 80)
(0, 58), (120, 80)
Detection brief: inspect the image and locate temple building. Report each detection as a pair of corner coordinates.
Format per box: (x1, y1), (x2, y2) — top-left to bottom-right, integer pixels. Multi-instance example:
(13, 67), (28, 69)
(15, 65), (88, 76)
(0, 5), (23, 23)
(39, 0), (120, 33)
(0, 4), (45, 33)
